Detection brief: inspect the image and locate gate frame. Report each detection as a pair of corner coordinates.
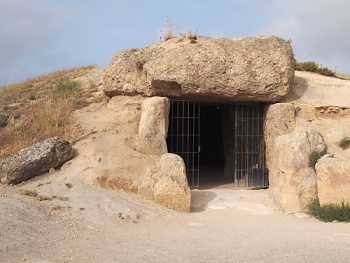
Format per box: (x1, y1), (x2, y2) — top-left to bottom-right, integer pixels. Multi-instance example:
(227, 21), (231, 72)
(167, 100), (268, 188)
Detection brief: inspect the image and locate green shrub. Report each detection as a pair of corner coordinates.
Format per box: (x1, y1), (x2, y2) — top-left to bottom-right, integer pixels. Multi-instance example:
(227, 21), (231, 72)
(309, 149), (327, 168)
(56, 78), (82, 93)
(316, 67), (335, 77)
(339, 137), (350, 150)
(308, 199), (350, 222)
(28, 92), (38, 101)
(295, 61), (318, 72)
(0, 114), (8, 128)
(295, 61), (334, 77)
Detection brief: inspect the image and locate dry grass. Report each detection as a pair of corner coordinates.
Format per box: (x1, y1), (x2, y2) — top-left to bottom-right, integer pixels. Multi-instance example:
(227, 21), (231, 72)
(36, 195), (53, 201)
(51, 205), (64, 211)
(56, 196), (70, 201)
(160, 18), (197, 43)
(20, 189), (39, 197)
(0, 65), (100, 159)
(19, 189), (52, 201)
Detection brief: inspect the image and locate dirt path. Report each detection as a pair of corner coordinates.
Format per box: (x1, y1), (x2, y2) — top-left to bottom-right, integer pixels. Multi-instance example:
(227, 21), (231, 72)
(1, 183), (350, 263)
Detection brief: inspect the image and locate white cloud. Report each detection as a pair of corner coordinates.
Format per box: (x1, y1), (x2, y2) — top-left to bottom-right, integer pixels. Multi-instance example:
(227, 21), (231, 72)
(0, 0), (78, 84)
(0, 1), (50, 62)
(258, 0), (350, 73)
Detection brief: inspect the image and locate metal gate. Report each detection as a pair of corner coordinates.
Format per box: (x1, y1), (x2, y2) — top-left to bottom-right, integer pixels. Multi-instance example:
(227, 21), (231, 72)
(234, 104), (268, 187)
(167, 100), (268, 188)
(166, 100), (200, 187)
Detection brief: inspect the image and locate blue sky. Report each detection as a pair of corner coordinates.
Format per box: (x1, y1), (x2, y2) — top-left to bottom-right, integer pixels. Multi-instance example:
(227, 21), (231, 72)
(1, 0), (350, 85)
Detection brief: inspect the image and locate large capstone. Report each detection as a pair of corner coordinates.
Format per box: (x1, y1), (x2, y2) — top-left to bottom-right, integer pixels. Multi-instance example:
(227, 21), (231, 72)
(104, 36), (294, 103)
(0, 137), (74, 184)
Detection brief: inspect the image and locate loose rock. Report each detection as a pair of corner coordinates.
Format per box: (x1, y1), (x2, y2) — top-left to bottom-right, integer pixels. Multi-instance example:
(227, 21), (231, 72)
(0, 137), (74, 184)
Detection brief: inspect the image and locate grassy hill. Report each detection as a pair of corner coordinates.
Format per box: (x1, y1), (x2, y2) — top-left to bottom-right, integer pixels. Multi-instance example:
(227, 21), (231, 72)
(0, 65), (104, 159)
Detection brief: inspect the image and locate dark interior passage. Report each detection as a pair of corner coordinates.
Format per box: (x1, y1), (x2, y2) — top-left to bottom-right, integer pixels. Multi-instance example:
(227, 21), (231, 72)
(198, 104), (234, 188)
(199, 105), (225, 168)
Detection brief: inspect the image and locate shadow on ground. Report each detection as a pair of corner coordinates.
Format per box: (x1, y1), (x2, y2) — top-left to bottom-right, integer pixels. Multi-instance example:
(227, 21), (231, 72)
(190, 190), (217, 213)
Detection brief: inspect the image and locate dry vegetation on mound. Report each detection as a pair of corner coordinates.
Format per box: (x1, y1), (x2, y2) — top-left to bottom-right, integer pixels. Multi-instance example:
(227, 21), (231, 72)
(295, 61), (335, 77)
(0, 65), (102, 159)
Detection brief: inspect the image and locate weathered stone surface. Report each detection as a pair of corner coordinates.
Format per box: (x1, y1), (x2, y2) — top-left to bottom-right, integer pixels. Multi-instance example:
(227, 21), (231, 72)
(265, 103), (296, 169)
(316, 156), (350, 205)
(269, 129), (326, 213)
(135, 97), (170, 156)
(0, 137), (74, 184)
(284, 71), (350, 107)
(138, 153), (191, 212)
(104, 36), (294, 103)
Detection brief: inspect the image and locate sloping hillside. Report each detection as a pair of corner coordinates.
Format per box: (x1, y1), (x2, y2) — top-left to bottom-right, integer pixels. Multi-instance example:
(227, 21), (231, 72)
(0, 66), (106, 159)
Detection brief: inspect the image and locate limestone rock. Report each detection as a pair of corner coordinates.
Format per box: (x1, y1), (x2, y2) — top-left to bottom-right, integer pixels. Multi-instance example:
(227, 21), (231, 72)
(269, 129), (326, 213)
(135, 97), (170, 156)
(138, 153), (191, 212)
(104, 36), (294, 103)
(316, 156), (350, 205)
(0, 137), (74, 184)
(265, 103), (296, 169)
(284, 71), (350, 107)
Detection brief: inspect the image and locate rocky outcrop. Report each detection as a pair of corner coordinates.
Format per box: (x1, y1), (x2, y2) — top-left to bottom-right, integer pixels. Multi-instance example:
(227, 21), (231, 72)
(138, 153), (191, 212)
(135, 97), (170, 156)
(316, 156), (350, 205)
(269, 129), (326, 213)
(0, 137), (74, 184)
(104, 36), (294, 103)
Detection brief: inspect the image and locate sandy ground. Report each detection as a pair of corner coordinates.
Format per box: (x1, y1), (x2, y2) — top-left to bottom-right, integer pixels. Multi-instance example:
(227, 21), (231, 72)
(1, 181), (350, 263)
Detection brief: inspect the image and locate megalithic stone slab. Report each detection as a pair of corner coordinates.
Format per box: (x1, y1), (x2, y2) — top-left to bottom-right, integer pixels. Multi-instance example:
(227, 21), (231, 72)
(104, 36), (294, 103)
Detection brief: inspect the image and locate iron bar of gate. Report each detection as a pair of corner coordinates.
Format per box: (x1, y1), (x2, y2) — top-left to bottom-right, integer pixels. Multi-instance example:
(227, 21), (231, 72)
(234, 104), (268, 188)
(167, 100), (200, 188)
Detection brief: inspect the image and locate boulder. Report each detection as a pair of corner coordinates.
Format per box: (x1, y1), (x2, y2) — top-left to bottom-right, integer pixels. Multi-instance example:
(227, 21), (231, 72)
(0, 137), (74, 184)
(265, 103), (296, 168)
(104, 36), (294, 103)
(135, 97), (170, 156)
(138, 153), (191, 212)
(316, 156), (350, 205)
(269, 129), (326, 213)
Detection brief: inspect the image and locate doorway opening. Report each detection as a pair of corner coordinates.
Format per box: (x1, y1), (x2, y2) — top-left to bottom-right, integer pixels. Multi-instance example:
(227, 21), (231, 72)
(166, 100), (268, 188)
(198, 104), (229, 187)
